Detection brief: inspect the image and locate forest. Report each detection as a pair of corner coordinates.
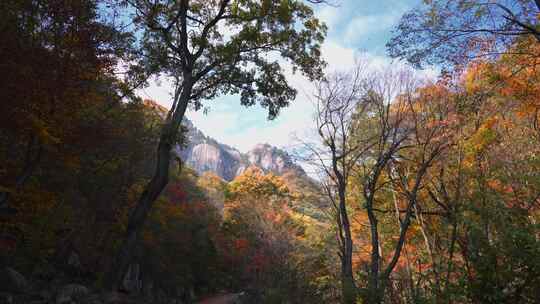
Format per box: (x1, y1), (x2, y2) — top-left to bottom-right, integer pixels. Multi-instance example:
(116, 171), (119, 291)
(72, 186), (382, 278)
(0, 0), (539, 303)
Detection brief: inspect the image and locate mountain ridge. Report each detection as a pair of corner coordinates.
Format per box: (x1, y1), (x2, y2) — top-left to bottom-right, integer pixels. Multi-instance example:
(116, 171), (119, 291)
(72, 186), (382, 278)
(175, 119), (305, 181)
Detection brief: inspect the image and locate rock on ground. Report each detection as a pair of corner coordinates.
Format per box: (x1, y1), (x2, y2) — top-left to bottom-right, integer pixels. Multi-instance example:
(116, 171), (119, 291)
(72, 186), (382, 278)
(56, 284), (90, 304)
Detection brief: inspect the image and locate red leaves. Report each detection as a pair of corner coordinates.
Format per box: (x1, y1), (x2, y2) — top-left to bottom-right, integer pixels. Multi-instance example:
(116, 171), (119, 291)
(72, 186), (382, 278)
(234, 238), (249, 251)
(167, 184), (187, 203)
(0, 236), (17, 252)
(248, 250), (271, 273)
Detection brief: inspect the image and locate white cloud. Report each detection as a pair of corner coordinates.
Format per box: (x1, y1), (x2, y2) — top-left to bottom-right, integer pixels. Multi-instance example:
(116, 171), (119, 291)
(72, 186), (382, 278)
(321, 41), (357, 70)
(344, 14), (393, 43)
(341, 1), (411, 47)
(220, 112), (313, 152)
(137, 76), (175, 108)
(136, 2), (440, 155)
(139, 42), (370, 153)
(187, 110), (239, 137)
(185, 76), (318, 152)
(317, 5), (340, 29)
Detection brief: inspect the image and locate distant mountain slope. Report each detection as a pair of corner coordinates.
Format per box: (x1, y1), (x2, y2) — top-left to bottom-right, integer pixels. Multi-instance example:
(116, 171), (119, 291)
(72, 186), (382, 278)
(175, 120), (305, 181)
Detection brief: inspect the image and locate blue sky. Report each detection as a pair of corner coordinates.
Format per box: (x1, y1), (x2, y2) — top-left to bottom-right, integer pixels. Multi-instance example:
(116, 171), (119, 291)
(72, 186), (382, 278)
(140, 0), (431, 152)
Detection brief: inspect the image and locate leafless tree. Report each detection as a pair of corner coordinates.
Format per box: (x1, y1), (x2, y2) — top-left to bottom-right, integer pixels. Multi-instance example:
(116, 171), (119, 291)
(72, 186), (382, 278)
(296, 61), (373, 304)
(388, 0), (540, 69)
(361, 74), (456, 303)
(348, 69), (419, 303)
(299, 62), (456, 303)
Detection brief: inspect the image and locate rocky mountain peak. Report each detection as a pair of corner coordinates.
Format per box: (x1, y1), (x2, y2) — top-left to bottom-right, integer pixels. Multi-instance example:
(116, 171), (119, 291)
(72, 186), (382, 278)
(176, 120), (304, 181)
(247, 143), (305, 177)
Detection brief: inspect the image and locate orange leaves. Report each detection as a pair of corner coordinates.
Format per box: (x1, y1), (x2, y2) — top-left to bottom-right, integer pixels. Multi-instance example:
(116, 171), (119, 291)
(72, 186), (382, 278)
(459, 38), (540, 122)
(486, 178), (503, 191)
(462, 61), (490, 94)
(197, 171), (226, 190)
(486, 178), (514, 195)
(142, 99), (169, 117)
(234, 238), (249, 251)
(463, 116), (500, 168)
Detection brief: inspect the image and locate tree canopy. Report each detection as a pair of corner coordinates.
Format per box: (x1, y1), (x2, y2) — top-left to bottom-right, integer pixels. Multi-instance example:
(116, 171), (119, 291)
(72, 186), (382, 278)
(387, 0), (540, 69)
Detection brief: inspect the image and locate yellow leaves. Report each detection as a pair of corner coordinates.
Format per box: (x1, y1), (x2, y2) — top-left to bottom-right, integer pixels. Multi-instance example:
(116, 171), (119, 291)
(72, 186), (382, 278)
(483, 116), (497, 129)
(0, 185), (62, 257)
(468, 116), (498, 151)
(228, 166), (290, 200)
(63, 155), (81, 171)
(0, 185), (13, 193)
(231, 0), (239, 16)
(197, 171), (226, 191)
(462, 61), (489, 94)
(28, 115), (60, 145)
(462, 117), (499, 169)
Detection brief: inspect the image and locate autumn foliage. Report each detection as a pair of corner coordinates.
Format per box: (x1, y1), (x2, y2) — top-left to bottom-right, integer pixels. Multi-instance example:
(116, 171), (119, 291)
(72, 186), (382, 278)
(1, 0), (540, 303)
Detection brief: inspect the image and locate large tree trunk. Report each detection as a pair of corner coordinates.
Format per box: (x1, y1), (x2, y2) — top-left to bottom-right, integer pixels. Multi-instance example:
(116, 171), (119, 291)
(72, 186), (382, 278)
(340, 246), (356, 304)
(107, 80), (192, 291)
(338, 182), (356, 304)
(366, 198), (382, 304)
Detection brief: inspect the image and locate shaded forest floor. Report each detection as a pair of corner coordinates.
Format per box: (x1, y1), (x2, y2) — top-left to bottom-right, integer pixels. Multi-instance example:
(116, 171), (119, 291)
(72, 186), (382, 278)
(196, 292), (244, 304)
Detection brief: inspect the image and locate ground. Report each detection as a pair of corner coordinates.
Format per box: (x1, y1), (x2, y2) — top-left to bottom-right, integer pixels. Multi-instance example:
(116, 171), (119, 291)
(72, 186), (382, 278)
(197, 292), (244, 304)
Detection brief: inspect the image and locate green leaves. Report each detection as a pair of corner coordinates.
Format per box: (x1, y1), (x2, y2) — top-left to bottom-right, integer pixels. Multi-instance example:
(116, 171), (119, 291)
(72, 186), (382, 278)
(131, 0), (326, 119)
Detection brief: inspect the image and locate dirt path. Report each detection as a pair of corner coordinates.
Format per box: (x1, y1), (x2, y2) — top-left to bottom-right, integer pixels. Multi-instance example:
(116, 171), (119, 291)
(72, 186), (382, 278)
(196, 293), (244, 304)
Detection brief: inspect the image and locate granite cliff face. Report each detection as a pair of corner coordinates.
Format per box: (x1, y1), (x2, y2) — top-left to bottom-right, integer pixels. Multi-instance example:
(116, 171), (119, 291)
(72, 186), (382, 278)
(247, 143), (305, 176)
(175, 120), (304, 181)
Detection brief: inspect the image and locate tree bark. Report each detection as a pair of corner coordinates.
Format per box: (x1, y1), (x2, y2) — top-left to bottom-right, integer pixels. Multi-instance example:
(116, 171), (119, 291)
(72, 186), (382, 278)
(338, 184), (356, 304)
(331, 152), (356, 304)
(414, 203), (442, 299)
(107, 79), (192, 291)
(366, 195), (382, 304)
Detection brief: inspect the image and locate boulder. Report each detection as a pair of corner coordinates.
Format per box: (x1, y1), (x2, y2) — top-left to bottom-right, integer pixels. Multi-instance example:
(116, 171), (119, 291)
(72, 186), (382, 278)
(32, 264), (57, 280)
(0, 268), (31, 294)
(56, 284), (89, 304)
(67, 252), (82, 271)
(101, 291), (135, 304)
(121, 264), (141, 294)
(0, 293), (13, 304)
(79, 293), (102, 304)
(141, 280), (154, 301)
(38, 289), (53, 302)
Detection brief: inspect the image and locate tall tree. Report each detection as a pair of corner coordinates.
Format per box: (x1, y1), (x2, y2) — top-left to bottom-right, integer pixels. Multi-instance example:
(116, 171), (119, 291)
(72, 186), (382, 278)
(351, 70), (415, 304)
(387, 0), (540, 69)
(342, 68), (439, 303)
(299, 62), (372, 303)
(108, 0), (326, 290)
(0, 0), (134, 212)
